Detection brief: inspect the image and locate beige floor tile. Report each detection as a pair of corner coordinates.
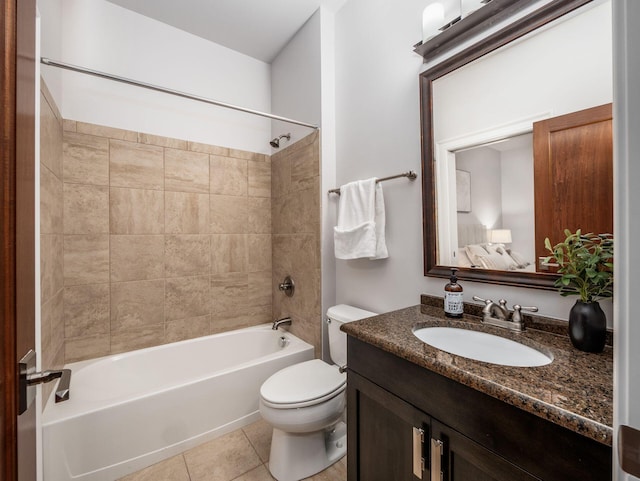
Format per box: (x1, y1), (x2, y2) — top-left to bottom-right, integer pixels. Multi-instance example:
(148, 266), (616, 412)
(231, 464), (275, 481)
(184, 430), (262, 481)
(242, 419), (272, 463)
(118, 455), (190, 481)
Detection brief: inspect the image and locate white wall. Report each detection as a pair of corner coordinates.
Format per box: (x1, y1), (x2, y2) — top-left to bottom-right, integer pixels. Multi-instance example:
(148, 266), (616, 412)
(333, 0), (612, 321)
(270, 10), (321, 145)
(40, 0), (272, 153)
(613, 0), (640, 479)
(456, 148), (503, 229)
(501, 143), (536, 265)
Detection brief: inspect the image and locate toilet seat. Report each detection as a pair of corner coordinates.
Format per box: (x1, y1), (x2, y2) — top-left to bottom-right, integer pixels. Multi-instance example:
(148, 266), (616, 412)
(260, 359), (346, 409)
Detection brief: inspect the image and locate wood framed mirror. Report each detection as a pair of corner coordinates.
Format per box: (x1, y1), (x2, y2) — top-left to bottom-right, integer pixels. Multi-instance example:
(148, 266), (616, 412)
(420, 0), (613, 289)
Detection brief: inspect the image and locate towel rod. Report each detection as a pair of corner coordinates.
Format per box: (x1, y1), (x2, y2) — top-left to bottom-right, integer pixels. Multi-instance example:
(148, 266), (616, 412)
(328, 170), (417, 195)
(40, 58), (319, 130)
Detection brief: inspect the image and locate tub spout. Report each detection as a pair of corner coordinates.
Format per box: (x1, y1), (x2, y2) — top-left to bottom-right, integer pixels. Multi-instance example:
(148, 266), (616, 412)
(272, 317), (292, 330)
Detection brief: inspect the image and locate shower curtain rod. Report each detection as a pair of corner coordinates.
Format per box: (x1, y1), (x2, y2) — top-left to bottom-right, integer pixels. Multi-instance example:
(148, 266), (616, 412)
(40, 58), (320, 130)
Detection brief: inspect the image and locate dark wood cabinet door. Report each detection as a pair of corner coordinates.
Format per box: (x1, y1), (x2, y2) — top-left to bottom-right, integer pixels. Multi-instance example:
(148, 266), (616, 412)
(431, 420), (540, 481)
(533, 103), (613, 271)
(348, 373), (430, 481)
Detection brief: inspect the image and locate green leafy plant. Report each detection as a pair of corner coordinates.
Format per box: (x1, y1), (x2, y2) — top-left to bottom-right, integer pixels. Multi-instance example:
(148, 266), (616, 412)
(544, 230), (613, 302)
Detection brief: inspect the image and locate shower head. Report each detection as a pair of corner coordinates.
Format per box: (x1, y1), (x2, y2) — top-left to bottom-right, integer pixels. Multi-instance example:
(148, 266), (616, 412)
(270, 133), (291, 148)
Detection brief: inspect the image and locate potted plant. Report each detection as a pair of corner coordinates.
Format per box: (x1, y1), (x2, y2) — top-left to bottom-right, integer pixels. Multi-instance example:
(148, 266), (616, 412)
(544, 230), (613, 352)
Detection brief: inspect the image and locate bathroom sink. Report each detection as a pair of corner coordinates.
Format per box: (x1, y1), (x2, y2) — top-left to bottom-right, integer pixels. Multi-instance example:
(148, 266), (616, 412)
(413, 327), (552, 367)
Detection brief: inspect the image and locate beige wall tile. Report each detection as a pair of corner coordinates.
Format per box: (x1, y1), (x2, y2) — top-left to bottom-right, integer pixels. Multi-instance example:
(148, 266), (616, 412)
(63, 119), (76, 132)
(110, 187), (164, 234)
(165, 276), (210, 321)
(272, 186), (318, 235)
(63, 183), (109, 234)
(248, 197), (271, 234)
(119, 455), (190, 481)
(164, 148), (209, 193)
(65, 334), (110, 363)
(247, 235), (272, 272)
(188, 141), (229, 156)
(41, 290), (64, 371)
(111, 279), (165, 330)
(290, 142), (319, 192)
(40, 166), (63, 234)
(40, 92), (63, 178)
(138, 132), (187, 150)
(228, 148), (267, 162)
(165, 315), (210, 344)
(210, 305), (271, 334)
(248, 160), (271, 198)
(183, 430), (261, 481)
(210, 195), (247, 234)
(76, 121), (137, 142)
(210, 155), (247, 196)
(165, 191), (209, 234)
(211, 234), (247, 275)
(165, 235), (210, 278)
(41, 234), (63, 300)
(64, 284), (110, 338)
(110, 325), (165, 354)
(110, 235), (165, 282)
(248, 271), (272, 308)
(64, 235), (110, 286)
(63, 131), (109, 185)
(271, 155), (291, 199)
(210, 273), (248, 316)
(110, 139), (164, 190)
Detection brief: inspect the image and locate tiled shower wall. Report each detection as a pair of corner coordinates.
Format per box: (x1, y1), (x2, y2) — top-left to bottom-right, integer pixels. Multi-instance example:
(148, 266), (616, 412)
(40, 81), (65, 400)
(60, 120), (273, 363)
(39, 85), (322, 366)
(271, 132), (321, 356)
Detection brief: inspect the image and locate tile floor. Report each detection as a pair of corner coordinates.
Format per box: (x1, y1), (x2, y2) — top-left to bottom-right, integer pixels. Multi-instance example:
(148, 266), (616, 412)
(118, 419), (347, 481)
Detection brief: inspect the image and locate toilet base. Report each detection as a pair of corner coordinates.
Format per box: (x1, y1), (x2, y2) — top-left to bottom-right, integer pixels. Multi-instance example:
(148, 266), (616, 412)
(268, 421), (346, 481)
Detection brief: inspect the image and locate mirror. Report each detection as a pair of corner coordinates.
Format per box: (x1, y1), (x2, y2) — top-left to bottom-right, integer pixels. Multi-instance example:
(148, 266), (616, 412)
(420, 0), (613, 289)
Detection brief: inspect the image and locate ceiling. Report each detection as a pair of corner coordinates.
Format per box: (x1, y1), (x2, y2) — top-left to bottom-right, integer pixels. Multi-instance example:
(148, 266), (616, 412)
(106, 0), (346, 63)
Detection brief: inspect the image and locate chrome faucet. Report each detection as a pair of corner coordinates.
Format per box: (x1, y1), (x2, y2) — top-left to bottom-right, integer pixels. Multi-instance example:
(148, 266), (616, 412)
(472, 296), (538, 332)
(272, 317), (292, 330)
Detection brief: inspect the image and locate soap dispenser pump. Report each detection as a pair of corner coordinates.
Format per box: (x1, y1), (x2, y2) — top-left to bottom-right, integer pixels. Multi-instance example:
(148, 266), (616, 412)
(444, 268), (463, 318)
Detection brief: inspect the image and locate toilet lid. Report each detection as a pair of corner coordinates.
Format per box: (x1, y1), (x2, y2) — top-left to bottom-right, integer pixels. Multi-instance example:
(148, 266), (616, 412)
(260, 359), (346, 405)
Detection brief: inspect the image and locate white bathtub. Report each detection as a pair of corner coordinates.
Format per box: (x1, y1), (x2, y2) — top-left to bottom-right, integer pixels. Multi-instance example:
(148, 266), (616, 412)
(42, 324), (314, 481)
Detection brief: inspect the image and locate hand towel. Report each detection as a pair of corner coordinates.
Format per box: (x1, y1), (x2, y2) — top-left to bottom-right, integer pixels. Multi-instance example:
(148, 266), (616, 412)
(334, 178), (388, 260)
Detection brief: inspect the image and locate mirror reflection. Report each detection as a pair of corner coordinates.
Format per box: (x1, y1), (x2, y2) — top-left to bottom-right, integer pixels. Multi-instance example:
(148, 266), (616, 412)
(426, 0), (613, 284)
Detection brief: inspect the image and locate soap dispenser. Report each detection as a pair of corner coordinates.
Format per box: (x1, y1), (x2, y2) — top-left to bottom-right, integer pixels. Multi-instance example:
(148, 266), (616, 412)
(444, 268), (464, 318)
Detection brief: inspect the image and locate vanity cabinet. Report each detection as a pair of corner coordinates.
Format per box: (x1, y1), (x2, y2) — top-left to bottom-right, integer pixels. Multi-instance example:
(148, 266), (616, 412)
(346, 337), (612, 481)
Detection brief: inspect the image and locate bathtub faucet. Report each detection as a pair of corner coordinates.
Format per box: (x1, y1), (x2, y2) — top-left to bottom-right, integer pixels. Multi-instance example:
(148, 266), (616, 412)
(272, 317), (292, 330)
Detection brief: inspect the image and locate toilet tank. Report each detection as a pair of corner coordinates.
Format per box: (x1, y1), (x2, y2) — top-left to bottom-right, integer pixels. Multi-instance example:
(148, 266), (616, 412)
(327, 304), (377, 367)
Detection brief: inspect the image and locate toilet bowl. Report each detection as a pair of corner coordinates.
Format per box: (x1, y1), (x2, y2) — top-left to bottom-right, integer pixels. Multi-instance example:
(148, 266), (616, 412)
(259, 305), (377, 481)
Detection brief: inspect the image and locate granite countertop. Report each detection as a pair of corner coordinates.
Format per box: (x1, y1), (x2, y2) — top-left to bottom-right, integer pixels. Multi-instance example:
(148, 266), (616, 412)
(341, 302), (613, 446)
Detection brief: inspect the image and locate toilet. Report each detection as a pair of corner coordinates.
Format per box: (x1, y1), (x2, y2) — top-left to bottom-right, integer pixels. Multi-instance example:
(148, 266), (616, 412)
(259, 304), (377, 481)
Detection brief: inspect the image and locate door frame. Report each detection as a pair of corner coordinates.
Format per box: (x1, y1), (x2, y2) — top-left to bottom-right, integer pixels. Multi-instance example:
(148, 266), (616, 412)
(1, 0), (37, 479)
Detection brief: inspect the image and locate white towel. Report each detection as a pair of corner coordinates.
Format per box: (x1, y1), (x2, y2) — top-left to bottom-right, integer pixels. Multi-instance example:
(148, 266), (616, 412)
(334, 178), (388, 260)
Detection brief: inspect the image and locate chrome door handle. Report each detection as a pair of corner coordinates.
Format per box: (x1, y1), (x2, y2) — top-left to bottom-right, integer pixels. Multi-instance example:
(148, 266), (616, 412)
(19, 349), (72, 414)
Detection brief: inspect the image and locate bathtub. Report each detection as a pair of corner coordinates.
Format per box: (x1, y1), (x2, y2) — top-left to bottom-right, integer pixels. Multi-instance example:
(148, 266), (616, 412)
(42, 324), (314, 481)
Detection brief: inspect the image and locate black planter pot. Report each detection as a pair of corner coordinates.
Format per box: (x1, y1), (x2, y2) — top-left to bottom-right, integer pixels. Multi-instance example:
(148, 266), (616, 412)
(568, 300), (607, 353)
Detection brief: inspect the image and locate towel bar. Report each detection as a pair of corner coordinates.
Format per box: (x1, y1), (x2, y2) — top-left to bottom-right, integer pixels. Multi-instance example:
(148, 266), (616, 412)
(328, 171), (417, 194)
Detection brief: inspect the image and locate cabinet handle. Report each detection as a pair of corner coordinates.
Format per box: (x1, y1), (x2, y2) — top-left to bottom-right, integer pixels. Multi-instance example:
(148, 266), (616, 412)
(431, 438), (443, 481)
(412, 427), (425, 479)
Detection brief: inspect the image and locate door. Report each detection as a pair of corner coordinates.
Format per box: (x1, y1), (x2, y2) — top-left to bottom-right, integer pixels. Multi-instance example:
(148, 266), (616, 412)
(347, 372), (431, 481)
(1, 0), (38, 480)
(430, 420), (540, 481)
(533, 104), (613, 271)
